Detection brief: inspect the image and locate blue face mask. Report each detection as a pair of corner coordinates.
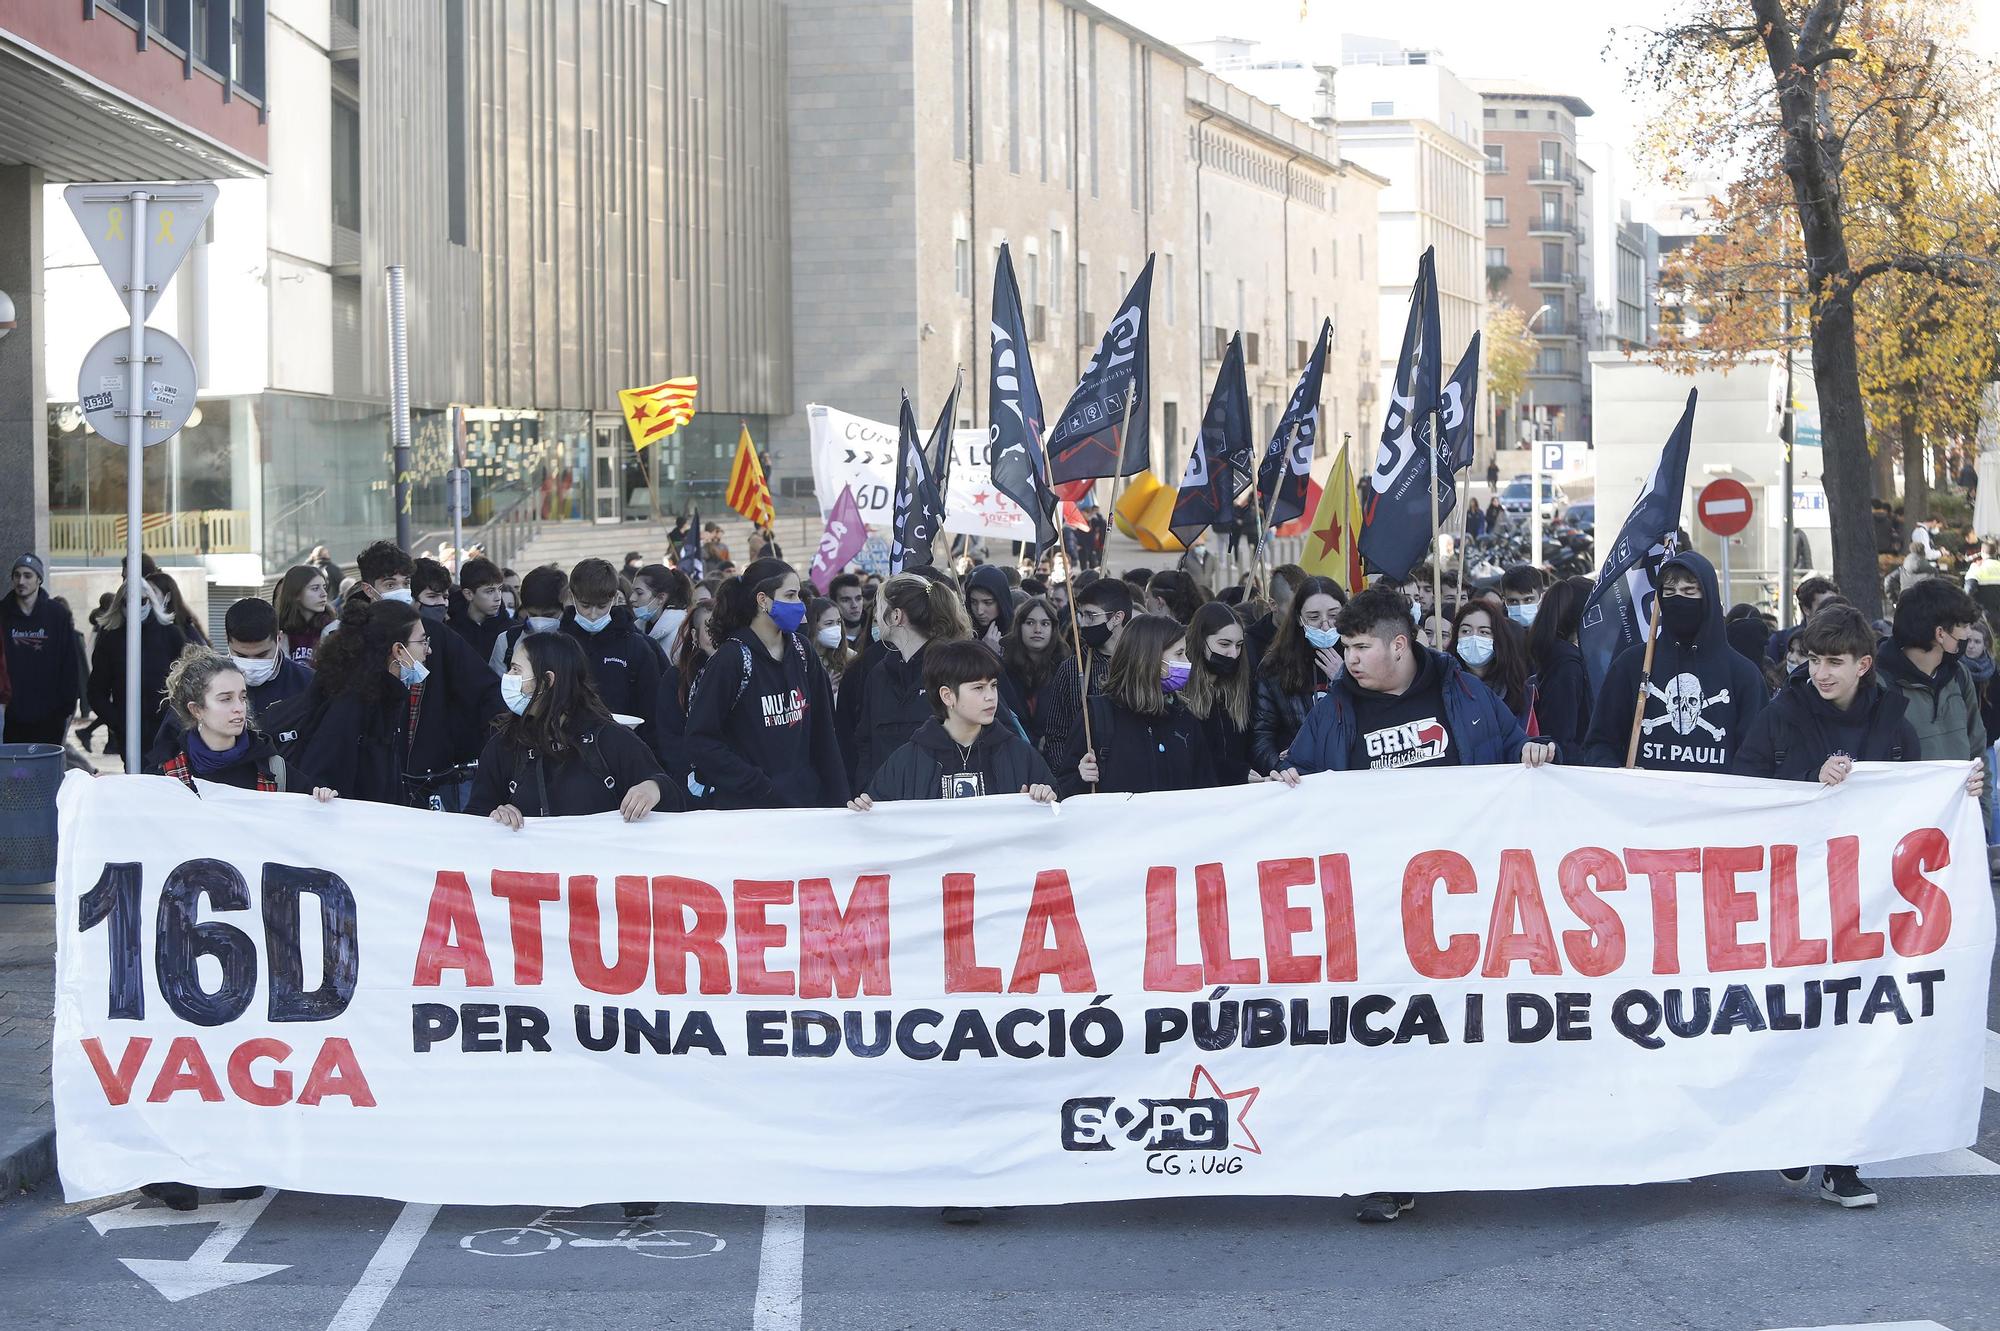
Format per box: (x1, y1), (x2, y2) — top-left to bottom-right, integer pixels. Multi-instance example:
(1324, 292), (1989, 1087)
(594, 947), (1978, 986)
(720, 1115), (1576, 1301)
(1456, 635), (1495, 667)
(1304, 625), (1341, 651)
(768, 599), (807, 633)
(575, 612), (612, 635)
(1506, 601), (1538, 628)
(633, 603), (659, 628)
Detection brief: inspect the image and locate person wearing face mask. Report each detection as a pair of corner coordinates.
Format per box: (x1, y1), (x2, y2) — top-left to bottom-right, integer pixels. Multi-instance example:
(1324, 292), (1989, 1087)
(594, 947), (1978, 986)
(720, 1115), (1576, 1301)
(86, 580), (186, 768)
(653, 601), (716, 802)
(683, 558), (849, 809)
(853, 573), (982, 788)
(1498, 565), (1544, 632)
(410, 557), (455, 626)
(1873, 577), (1996, 830)
(1580, 552), (1768, 772)
(828, 573), (872, 650)
(447, 557), (514, 663)
(286, 599), (458, 806)
(809, 596), (858, 695)
(559, 558), (663, 748)
(1181, 601), (1266, 786)
(1001, 595), (1064, 744)
(1448, 601), (1532, 724)
(1251, 575), (1347, 776)
(630, 564), (693, 663)
(1064, 614), (1216, 794)
(147, 598), (315, 766)
(149, 645), (336, 799)
(489, 566), (571, 674)
(1036, 576), (1134, 788)
(467, 630), (676, 827)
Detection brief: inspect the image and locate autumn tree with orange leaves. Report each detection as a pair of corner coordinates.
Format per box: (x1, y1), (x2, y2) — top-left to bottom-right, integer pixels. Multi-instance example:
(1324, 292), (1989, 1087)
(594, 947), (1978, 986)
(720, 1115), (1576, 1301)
(1634, 0), (2000, 612)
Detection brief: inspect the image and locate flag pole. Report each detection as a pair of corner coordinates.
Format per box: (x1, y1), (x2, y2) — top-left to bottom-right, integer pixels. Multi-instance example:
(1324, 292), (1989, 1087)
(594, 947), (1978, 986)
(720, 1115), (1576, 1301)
(1623, 592), (1664, 769)
(1429, 407), (1444, 644)
(1106, 380), (1139, 537)
(1049, 500), (1098, 793)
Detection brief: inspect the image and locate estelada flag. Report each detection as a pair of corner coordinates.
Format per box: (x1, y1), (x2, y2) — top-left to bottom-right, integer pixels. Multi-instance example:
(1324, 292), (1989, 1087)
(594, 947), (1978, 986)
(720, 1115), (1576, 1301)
(726, 423), (776, 529)
(617, 376), (699, 452)
(1299, 445), (1365, 595)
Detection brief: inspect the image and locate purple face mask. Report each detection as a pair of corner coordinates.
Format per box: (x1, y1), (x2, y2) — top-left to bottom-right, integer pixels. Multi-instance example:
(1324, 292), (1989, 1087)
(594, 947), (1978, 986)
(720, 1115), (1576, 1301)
(1162, 661), (1192, 694)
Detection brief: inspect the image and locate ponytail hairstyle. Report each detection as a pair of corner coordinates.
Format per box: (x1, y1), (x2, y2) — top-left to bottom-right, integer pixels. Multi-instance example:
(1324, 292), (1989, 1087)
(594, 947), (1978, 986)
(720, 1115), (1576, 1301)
(710, 557), (796, 639)
(875, 572), (971, 647)
(163, 645), (249, 731)
(313, 598), (421, 705)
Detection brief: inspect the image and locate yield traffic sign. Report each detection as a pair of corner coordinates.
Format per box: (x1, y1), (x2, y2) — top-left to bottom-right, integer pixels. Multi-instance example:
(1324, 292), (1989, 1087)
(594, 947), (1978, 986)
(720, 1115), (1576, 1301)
(63, 181), (219, 320)
(1697, 478), (1754, 538)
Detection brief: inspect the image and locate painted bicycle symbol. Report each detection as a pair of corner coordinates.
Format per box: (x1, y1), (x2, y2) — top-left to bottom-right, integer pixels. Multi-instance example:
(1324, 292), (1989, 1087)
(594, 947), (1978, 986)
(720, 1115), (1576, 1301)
(460, 1208), (727, 1260)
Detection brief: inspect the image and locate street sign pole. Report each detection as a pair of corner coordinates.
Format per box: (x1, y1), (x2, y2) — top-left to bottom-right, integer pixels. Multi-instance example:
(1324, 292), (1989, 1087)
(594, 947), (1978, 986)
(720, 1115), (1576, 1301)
(387, 265), (413, 553)
(121, 190), (150, 774)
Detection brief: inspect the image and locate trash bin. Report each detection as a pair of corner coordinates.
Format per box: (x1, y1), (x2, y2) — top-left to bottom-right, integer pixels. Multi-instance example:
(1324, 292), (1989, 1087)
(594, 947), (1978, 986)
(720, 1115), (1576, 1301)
(0, 744), (64, 887)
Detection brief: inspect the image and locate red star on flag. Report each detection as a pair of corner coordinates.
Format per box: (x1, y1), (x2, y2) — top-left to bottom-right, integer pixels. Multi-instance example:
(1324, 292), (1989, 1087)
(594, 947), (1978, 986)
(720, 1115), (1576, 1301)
(973, 490), (991, 506)
(1189, 1064), (1261, 1154)
(631, 403), (651, 421)
(1311, 511), (1343, 561)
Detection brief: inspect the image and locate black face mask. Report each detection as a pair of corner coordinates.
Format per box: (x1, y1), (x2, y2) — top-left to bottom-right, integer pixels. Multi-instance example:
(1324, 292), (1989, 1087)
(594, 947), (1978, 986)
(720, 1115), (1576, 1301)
(1660, 594), (1706, 643)
(418, 604), (448, 625)
(1205, 649), (1241, 677)
(1079, 622), (1112, 651)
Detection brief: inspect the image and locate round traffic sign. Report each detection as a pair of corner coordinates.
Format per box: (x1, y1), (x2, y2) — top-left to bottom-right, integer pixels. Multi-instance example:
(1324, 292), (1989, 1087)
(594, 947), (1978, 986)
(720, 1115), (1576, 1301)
(1697, 478), (1754, 538)
(77, 326), (200, 448)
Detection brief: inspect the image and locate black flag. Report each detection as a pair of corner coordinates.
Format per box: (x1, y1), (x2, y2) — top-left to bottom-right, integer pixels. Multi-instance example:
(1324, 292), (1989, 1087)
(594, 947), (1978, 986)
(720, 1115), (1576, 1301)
(1047, 256), (1154, 485)
(927, 367), (964, 501)
(988, 244), (1055, 544)
(1412, 331), (1482, 522)
(1357, 247), (1445, 582)
(889, 392), (945, 574)
(1256, 318), (1330, 530)
(1580, 388), (1697, 692)
(1170, 333), (1252, 546)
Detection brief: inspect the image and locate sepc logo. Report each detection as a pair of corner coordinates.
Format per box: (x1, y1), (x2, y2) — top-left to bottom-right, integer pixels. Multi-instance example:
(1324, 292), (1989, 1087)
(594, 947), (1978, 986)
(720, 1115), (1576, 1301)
(1060, 1065), (1261, 1160)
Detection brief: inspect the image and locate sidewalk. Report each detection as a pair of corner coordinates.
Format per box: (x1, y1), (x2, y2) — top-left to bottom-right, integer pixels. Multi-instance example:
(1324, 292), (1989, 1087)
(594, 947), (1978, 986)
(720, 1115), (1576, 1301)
(0, 898), (54, 1197)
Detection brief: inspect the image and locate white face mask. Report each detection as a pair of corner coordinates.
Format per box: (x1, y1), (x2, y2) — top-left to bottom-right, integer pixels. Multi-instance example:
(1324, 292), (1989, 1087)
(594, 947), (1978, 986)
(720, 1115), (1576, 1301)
(815, 625), (844, 650)
(526, 615), (561, 635)
(500, 673), (533, 716)
(379, 587), (414, 605)
(231, 656), (278, 687)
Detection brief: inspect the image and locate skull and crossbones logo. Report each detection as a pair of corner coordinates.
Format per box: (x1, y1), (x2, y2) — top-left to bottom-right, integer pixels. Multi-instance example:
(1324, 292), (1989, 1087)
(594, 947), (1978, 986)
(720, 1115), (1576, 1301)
(1641, 673), (1731, 740)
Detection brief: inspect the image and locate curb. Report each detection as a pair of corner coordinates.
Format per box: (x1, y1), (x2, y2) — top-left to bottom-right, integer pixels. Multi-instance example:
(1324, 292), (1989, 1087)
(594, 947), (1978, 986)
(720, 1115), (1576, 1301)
(0, 1122), (55, 1197)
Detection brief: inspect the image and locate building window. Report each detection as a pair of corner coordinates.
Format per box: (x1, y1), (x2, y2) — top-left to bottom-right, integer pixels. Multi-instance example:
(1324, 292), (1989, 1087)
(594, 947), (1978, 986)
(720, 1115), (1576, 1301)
(1515, 108), (1529, 122)
(1537, 346), (1565, 374)
(1025, 246), (1042, 321)
(1483, 107), (1497, 123)
(1541, 192), (1563, 226)
(1200, 269), (1211, 327)
(1310, 248), (1317, 275)
(1049, 231), (1065, 313)
(1486, 245), (1506, 269)
(954, 235), (971, 298)
(332, 98), (361, 234)
(1485, 197), (1506, 225)
(1234, 278), (1245, 333)
(1485, 144), (1505, 171)
(1370, 100), (1394, 116)
(1328, 305), (1338, 349)
(1163, 401), (1180, 458)
(1328, 239), (1337, 277)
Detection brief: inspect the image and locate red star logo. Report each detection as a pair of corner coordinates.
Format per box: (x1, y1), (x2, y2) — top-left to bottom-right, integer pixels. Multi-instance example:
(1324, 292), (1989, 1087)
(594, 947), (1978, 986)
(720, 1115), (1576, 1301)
(1311, 511), (1343, 561)
(631, 403), (651, 420)
(1189, 1064), (1261, 1154)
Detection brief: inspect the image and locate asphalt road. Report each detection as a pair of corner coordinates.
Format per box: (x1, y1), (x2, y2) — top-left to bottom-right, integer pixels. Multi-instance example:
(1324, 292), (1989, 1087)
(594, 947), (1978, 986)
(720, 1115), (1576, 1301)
(3, 935), (1994, 1331)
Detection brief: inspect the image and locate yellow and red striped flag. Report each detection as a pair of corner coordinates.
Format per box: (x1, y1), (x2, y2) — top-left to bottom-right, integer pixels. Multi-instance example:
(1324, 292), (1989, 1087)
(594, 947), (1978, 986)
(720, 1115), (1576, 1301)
(617, 376), (699, 452)
(1299, 443), (1366, 594)
(726, 423), (775, 528)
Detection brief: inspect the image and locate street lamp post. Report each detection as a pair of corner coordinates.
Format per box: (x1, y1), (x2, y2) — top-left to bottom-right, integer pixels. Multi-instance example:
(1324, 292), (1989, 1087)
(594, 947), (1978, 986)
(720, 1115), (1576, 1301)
(1525, 303), (1551, 566)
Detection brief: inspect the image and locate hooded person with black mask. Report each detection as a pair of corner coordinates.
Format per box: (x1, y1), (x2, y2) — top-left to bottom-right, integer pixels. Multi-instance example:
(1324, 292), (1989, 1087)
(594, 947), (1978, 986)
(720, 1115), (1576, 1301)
(1581, 550), (1769, 772)
(964, 564), (1014, 653)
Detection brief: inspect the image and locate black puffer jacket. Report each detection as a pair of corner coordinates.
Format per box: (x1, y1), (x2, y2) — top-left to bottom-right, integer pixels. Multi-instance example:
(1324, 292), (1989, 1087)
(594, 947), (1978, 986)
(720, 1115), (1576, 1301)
(865, 718), (1054, 802)
(1732, 672), (1918, 782)
(1251, 674), (1319, 775)
(466, 718), (678, 817)
(87, 613), (186, 759)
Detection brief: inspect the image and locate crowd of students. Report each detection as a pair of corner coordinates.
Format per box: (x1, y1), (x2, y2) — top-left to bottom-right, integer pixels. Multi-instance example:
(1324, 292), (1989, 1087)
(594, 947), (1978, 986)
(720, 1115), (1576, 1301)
(3, 535), (1991, 1220)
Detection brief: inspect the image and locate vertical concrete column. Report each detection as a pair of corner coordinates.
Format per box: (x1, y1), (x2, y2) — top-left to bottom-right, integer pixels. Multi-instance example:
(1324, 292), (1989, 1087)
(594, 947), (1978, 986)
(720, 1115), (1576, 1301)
(0, 165), (48, 566)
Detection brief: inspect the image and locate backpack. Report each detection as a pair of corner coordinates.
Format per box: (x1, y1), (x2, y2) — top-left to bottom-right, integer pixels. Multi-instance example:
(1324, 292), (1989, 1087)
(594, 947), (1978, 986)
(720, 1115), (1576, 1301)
(261, 687), (338, 768)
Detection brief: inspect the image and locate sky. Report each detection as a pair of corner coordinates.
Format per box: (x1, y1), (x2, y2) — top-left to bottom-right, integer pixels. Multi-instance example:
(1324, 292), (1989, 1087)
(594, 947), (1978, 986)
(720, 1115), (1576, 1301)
(1099, 0), (2000, 217)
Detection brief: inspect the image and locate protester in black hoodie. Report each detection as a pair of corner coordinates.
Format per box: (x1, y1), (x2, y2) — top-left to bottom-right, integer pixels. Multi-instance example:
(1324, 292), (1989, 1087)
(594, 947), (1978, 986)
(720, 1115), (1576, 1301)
(683, 558), (848, 809)
(147, 598), (314, 766)
(87, 580), (186, 768)
(854, 573), (984, 788)
(851, 640), (1056, 806)
(1730, 603), (1977, 1211)
(1581, 551), (1767, 772)
(965, 564), (1014, 653)
(446, 557), (513, 664)
(1066, 614), (1217, 795)
(2, 553), (80, 744)
(468, 630), (675, 825)
(561, 558), (664, 747)
(1524, 577), (1591, 747)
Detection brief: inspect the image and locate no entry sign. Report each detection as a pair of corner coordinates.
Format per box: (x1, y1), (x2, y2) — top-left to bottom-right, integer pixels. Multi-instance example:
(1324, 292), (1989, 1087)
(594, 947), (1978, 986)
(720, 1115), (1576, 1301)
(1697, 478), (1753, 537)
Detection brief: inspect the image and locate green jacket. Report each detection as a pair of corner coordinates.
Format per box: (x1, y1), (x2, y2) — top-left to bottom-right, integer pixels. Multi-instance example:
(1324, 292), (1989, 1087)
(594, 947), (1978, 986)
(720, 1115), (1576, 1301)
(1875, 641), (1995, 826)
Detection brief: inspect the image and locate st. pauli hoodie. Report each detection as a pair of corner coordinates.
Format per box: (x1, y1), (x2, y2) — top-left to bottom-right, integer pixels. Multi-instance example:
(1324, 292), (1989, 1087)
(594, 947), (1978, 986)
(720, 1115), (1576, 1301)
(1581, 550), (1768, 773)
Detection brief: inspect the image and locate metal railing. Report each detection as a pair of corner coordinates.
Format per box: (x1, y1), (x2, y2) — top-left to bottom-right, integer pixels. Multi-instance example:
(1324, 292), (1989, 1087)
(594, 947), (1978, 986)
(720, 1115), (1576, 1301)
(49, 509), (252, 558)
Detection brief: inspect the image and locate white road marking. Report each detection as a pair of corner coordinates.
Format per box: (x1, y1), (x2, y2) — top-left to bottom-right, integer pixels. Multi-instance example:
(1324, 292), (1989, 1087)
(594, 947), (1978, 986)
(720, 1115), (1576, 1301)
(751, 1205), (805, 1331)
(1864, 1150), (2000, 1179)
(1984, 1029), (2000, 1096)
(1760, 1322), (1953, 1330)
(89, 1191), (290, 1303)
(325, 1202), (440, 1331)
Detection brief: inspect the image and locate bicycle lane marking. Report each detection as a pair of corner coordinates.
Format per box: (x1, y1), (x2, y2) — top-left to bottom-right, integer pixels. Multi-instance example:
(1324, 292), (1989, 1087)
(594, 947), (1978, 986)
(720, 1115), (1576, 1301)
(752, 1206), (805, 1331)
(324, 1202), (440, 1331)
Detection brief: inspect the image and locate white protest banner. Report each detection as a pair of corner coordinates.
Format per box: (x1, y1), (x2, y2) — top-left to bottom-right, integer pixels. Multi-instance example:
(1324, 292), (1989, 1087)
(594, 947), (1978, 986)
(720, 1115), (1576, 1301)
(54, 764), (1991, 1207)
(805, 403), (896, 525)
(943, 428), (1036, 543)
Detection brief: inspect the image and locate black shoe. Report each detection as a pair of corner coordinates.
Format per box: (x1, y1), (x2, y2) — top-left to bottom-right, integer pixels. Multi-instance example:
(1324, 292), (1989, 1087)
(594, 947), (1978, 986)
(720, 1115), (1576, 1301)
(1354, 1193), (1416, 1224)
(620, 1202), (659, 1219)
(1778, 1166), (1811, 1183)
(1819, 1166), (1877, 1208)
(215, 1187), (265, 1201)
(140, 1182), (199, 1211)
(939, 1206), (987, 1225)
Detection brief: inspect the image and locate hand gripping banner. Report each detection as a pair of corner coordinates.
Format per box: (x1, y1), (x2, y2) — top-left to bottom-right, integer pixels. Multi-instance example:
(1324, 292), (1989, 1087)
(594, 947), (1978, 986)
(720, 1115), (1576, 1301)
(53, 764), (1992, 1206)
